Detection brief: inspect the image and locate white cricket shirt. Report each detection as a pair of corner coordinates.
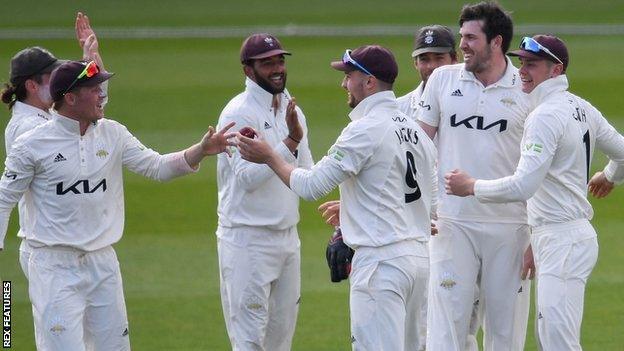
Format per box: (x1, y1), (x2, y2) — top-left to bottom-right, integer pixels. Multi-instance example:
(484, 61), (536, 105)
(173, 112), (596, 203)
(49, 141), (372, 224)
(474, 75), (624, 227)
(289, 91), (437, 249)
(396, 82), (424, 120)
(417, 59), (530, 223)
(4, 101), (54, 241)
(0, 112), (196, 250)
(216, 78), (313, 231)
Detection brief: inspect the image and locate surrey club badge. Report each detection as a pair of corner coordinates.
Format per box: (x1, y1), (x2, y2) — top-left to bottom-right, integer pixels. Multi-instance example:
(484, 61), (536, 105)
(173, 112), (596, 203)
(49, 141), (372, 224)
(424, 30), (434, 44)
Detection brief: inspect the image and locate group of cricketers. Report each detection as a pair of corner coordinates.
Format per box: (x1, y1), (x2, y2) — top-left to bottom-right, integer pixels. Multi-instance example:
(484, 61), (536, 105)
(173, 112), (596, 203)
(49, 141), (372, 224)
(1, 1), (624, 350)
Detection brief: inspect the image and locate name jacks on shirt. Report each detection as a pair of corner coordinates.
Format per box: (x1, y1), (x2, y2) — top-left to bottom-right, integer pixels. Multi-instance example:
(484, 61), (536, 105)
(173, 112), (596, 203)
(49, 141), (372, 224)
(394, 126), (419, 146)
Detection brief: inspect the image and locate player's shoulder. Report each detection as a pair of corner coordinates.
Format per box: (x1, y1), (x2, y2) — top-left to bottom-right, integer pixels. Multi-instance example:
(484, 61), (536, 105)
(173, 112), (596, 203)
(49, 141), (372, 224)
(430, 63), (464, 79)
(564, 91), (599, 113)
(96, 117), (127, 131)
(219, 91), (255, 121)
(11, 121), (52, 152)
(19, 117), (55, 137)
(396, 90), (413, 103)
(527, 94), (572, 131)
(6, 115), (45, 141)
(425, 64), (464, 91)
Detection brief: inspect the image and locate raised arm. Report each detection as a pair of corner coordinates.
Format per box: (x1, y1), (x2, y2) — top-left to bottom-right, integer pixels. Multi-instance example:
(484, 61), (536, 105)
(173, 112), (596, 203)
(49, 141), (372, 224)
(75, 12), (105, 70)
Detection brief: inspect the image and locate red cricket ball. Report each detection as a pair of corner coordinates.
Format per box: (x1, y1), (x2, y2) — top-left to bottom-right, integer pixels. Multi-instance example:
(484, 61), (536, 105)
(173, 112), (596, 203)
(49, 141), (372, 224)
(239, 127), (257, 139)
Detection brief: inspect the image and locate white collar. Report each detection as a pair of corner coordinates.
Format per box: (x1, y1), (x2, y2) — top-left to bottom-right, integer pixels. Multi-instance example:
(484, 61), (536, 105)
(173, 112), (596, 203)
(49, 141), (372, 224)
(527, 74), (569, 110)
(52, 111), (98, 135)
(12, 101), (52, 121)
(245, 77), (291, 110)
(348, 90), (397, 121)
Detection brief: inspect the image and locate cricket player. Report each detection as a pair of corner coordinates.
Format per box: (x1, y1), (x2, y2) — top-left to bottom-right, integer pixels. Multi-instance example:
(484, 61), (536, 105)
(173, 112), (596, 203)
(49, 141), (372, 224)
(0, 60), (235, 350)
(1, 13), (105, 279)
(238, 45), (437, 351)
(318, 25), (457, 228)
(397, 24), (458, 119)
(445, 34), (624, 351)
(416, 2), (532, 350)
(215, 33), (313, 351)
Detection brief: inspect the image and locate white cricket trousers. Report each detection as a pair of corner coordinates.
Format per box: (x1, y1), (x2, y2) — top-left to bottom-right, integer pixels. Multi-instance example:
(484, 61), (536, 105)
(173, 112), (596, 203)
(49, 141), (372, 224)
(217, 226), (300, 351)
(427, 219), (530, 351)
(27, 244), (130, 351)
(532, 219), (598, 351)
(19, 239), (31, 278)
(349, 239), (428, 351)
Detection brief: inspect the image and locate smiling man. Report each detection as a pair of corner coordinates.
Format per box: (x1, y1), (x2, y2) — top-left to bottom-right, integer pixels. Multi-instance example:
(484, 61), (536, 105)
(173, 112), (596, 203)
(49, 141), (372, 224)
(214, 33), (313, 351)
(237, 45), (437, 351)
(1, 13), (105, 281)
(0, 60), (234, 350)
(397, 25), (457, 120)
(445, 34), (624, 351)
(415, 2), (533, 350)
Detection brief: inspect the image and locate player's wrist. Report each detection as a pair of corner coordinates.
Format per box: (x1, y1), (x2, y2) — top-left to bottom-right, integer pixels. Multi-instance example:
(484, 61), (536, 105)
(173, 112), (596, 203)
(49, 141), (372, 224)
(469, 178), (477, 196)
(288, 127), (303, 142)
(287, 134), (300, 144)
(266, 152), (281, 166)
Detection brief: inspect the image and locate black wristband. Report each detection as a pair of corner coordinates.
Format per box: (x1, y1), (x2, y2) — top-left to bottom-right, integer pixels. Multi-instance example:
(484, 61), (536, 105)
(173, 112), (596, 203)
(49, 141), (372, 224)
(288, 134), (301, 144)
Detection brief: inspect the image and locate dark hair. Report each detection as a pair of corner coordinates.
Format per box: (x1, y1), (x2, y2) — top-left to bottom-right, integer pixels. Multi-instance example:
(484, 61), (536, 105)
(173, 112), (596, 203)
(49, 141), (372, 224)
(459, 1), (513, 54)
(449, 50), (458, 62)
(1, 74), (44, 109)
(53, 99), (65, 110)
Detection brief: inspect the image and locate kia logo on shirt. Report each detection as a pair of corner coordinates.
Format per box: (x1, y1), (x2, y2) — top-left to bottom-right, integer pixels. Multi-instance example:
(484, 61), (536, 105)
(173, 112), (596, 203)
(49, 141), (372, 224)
(56, 179), (107, 195)
(449, 114), (508, 133)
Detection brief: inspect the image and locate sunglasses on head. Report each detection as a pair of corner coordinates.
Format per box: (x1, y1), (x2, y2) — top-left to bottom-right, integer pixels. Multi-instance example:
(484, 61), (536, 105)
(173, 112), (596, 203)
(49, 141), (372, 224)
(519, 37), (563, 64)
(62, 61), (99, 96)
(342, 50), (374, 76)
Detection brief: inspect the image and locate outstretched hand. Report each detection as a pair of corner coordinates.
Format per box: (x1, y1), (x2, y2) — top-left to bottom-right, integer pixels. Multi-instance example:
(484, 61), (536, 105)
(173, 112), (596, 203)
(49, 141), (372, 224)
(588, 171), (615, 198)
(200, 122), (237, 156)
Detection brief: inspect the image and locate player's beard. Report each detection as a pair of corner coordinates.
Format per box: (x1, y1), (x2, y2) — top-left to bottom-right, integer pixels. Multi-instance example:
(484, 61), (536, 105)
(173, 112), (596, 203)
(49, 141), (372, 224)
(347, 91), (360, 108)
(253, 67), (287, 95)
(464, 44), (493, 74)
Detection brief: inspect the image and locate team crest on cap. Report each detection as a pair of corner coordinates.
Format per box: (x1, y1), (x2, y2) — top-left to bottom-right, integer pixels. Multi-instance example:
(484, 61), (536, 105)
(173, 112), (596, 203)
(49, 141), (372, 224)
(424, 30), (434, 44)
(264, 37), (275, 47)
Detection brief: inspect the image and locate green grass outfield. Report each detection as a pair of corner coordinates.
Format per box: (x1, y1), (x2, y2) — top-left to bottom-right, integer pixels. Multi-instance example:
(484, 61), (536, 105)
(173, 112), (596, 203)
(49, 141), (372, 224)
(1, 2), (624, 350)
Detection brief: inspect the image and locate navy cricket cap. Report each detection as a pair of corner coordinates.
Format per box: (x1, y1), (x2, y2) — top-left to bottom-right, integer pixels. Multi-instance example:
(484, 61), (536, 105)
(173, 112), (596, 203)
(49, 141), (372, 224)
(9, 47), (65, 85)
(412, 25), (456, 58)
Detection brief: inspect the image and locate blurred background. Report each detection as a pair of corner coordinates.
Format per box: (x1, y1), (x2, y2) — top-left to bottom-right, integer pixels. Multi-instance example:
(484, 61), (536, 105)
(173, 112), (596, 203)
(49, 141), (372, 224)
(1, 0), (623, 349)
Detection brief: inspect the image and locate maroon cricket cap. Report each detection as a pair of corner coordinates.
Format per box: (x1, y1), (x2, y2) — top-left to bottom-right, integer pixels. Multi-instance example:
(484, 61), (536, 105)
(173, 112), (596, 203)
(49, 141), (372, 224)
(330, 45), (398, 84)
(49, 60), (114, 102)
(509, 35), (569, 72)
(240, 33), (291, 63)
(9, 46), (65, 85)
